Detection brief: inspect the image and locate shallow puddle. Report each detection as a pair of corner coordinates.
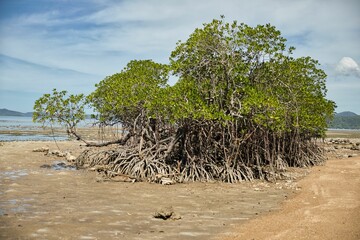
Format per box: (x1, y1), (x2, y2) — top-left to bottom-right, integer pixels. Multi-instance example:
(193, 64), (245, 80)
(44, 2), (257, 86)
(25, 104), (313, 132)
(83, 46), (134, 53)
(0, 198), (34, 216)
(39, 161), (77, 171)
(0, 170), (28, 180)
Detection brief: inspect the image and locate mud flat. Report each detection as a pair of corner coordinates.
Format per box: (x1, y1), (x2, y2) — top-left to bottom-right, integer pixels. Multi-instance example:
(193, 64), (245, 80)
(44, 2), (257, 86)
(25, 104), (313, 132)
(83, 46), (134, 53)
(1, 136), (359, 239)
(0, 141), (298, 240)
(326, 129), (360, 138)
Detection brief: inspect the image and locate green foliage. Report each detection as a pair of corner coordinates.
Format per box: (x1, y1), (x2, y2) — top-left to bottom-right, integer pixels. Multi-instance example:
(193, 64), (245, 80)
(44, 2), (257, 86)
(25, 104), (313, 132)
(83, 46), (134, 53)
(33, 89), (86, 130)
(88, 60), (169, 127)
(170, 17), (335, 137)
(153, 79), (229, 122)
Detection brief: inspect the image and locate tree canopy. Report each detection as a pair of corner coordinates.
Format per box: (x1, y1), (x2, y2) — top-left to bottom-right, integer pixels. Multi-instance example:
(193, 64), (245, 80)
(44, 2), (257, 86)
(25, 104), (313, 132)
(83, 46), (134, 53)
(88, 60), (169, 127)
(33, 89), (86, 130)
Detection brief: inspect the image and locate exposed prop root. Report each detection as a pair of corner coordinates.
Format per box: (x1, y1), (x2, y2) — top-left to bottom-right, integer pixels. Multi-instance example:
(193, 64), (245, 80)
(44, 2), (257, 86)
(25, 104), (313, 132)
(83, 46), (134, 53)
(75, 118), (326, 183)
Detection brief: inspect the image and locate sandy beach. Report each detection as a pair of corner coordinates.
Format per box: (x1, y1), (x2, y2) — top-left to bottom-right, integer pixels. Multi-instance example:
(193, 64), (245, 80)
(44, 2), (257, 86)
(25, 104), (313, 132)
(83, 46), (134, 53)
(220, 154), (360, 240)
(0, 139), (359, 239)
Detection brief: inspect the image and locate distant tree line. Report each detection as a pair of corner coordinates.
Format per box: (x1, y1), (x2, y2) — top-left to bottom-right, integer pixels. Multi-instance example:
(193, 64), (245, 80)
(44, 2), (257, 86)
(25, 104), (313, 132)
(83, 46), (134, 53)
(328, 113), (360, 129)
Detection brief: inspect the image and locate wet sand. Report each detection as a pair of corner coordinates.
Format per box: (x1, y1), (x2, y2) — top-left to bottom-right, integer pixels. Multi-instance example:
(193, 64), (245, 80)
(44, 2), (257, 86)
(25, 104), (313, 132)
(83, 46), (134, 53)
(0, 139), (359, 239)
(0, 141), (296, 240)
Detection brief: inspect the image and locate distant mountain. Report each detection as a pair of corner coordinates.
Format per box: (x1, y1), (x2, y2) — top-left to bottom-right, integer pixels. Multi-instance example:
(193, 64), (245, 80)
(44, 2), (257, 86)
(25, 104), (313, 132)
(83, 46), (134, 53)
(336, 111), (358, 117)
(0, 108), (33, 117)
(23, 112), (34, 117)
(328, 111), (360, 129)
(0, 108), (24, 116)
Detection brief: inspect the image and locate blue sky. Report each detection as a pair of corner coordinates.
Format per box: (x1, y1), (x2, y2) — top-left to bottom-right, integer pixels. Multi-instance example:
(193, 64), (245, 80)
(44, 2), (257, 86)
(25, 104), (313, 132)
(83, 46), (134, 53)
(0, 0), (359, 113)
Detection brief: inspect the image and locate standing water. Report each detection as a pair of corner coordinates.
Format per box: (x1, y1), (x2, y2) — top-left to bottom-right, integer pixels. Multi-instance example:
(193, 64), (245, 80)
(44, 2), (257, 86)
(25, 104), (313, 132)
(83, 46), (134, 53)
(0, 116), (69, 141)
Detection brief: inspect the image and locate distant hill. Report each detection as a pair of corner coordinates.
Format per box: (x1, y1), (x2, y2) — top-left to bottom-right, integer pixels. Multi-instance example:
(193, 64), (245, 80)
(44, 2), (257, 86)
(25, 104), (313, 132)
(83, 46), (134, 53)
(336, 111), (358, 117)
(0, 108), (33, 117)
(328, 111), (360, 129)
(0, 108), (24, 116)
(23, 112), (34, 117)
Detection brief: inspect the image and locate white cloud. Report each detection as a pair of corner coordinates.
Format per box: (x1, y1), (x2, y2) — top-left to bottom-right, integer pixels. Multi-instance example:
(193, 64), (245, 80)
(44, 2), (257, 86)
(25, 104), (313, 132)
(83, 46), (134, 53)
(335, 57), (360, 77)
(2, 0), (360, 73)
